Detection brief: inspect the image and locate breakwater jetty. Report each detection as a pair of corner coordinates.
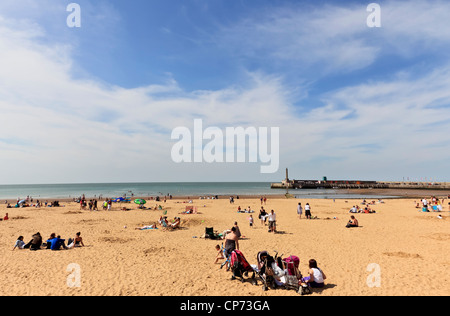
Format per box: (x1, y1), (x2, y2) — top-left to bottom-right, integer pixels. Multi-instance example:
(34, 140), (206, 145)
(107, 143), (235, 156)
(271, 169), (450, 190)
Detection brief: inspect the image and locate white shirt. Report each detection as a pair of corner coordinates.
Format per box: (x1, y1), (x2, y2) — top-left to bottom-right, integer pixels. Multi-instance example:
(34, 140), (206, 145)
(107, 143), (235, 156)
(14, 240), (25, 249)
(268, 212), (276, 222)
(312, 268), (324, 283)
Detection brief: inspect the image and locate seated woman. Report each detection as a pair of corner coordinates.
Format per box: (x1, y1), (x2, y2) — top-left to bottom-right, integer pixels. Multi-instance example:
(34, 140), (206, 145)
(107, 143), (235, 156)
(302, 259), (326, 288)
(67, 232), (85, 248)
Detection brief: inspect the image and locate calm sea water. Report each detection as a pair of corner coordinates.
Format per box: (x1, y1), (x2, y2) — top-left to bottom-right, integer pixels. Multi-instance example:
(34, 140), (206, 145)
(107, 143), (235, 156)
(0, 182), (398, 200)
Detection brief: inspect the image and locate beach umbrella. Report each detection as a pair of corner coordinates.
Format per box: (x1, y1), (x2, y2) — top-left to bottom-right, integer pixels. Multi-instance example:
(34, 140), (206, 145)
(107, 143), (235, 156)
(134, 199), (146, 205)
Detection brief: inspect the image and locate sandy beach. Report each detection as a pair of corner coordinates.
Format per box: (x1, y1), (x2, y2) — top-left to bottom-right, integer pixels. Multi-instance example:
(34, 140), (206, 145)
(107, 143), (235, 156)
(1, 194), (449, 296)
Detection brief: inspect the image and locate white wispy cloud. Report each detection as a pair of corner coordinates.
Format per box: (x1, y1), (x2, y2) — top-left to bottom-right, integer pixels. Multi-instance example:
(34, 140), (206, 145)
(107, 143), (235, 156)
(0, 0), (449, 183)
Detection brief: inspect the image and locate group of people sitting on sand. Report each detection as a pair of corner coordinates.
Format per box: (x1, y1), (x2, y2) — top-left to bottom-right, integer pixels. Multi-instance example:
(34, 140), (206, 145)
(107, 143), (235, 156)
(5, 200), (61, 208)
(349, 205), (376, 214)
(237, 206), (255, 213)
(12, 232), (85, 251)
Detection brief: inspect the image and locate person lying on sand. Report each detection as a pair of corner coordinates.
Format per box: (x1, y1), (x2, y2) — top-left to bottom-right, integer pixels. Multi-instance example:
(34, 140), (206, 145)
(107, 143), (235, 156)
(135, 223), (158, 230)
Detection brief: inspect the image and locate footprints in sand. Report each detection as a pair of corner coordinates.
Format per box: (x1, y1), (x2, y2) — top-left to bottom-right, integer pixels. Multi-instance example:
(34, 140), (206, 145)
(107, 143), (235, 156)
(99, 237), (132, 244)
(383, 252), (422, 259)
(421, 233), (450, 241)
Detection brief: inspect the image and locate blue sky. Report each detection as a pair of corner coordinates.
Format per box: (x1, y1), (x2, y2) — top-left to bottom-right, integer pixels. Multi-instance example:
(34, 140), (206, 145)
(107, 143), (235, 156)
(0, 0), (449, 184)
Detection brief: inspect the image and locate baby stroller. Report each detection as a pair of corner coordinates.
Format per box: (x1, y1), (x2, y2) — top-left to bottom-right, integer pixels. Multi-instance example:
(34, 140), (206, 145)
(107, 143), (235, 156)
(229, 250), (257, 285)
(257, 250), (280, 291)
(281, 255), (311, 295)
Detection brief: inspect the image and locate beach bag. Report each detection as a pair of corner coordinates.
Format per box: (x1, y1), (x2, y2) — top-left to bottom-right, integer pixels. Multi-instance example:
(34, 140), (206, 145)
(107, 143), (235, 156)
(300, 284), (312, 295)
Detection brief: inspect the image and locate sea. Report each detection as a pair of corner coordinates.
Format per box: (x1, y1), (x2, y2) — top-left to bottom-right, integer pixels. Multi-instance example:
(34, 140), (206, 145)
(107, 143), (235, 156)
(0, 182), (399, 201)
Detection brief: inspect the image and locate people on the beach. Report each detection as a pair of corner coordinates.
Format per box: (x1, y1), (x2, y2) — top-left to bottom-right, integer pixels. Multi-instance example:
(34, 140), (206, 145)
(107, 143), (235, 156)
(170, 217), (181, 229)
(12, 236), (25, 250)
(305, 203), (312, 219)
(259, 207), (267, 226)
(268, 210), (277, 233)
(248, 215), (254, 228)
(67, 232), (85, 248)
(135, 223), (158, 230)
(46, 234), (68, 250)
(346, 215), (359, 228)
(302, 259), (326, 288)
(224, 226), (239, 258)
(297, 203), (303, 219)
(233, 222), (241, 239)
(214, 244), (225, 264)
(24, 232), (42, 251)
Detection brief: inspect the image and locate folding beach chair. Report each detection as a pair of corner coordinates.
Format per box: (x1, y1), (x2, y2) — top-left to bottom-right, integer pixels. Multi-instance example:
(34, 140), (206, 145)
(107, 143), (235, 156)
(205, 227), (220, 239)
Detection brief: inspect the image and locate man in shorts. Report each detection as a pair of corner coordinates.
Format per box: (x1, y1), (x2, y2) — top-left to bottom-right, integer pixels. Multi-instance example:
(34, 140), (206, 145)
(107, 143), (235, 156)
(268, 210), (277, 233)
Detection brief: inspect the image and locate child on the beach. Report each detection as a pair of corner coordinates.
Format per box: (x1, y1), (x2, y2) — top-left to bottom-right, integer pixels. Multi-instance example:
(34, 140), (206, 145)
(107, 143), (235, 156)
(214, 244), (225, 264)
(248, 215), (254, 228)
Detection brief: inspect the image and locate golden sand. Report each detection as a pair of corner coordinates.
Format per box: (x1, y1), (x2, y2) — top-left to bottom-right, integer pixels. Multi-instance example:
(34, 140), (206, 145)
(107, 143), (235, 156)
(1, 197), (449, 296)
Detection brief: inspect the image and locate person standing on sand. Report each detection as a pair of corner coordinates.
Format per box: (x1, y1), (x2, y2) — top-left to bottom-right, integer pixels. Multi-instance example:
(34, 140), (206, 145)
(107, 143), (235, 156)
(259, 207), (267, 226)
(224, 227), (239, 258)
(297, 203), (303, 219)
(268, 210), (277, 233)
(233, 222), (241, 239)
(305, 203), (312, 219)
(248, 215), (254, 228)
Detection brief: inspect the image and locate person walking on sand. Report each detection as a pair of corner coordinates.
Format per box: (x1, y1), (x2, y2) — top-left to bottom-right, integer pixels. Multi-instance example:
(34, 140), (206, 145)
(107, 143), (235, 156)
(297, 203), (303, 219)
(268, 210), (277, 233)
(248, 215), (254, 228)
(259, 207), (267, 226)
